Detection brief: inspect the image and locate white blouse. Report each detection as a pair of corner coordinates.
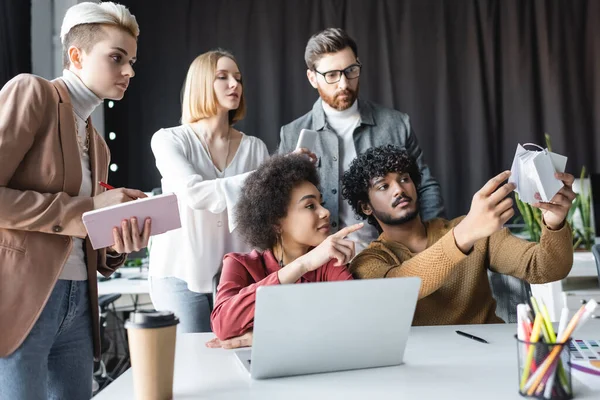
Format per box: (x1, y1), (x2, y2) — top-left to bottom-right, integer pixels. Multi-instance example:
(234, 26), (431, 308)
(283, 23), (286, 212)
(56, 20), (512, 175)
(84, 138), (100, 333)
(149, 124), (270, 293)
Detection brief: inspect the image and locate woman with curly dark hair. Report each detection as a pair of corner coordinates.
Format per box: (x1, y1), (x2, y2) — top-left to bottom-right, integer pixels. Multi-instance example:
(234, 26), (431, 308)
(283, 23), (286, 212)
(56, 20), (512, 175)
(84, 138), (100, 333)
(209, 154), (363, 343)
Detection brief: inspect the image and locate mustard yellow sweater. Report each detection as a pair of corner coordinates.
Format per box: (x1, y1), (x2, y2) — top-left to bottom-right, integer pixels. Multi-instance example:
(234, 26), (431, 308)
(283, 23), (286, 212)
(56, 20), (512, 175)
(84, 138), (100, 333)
(349, 217), (573, 325)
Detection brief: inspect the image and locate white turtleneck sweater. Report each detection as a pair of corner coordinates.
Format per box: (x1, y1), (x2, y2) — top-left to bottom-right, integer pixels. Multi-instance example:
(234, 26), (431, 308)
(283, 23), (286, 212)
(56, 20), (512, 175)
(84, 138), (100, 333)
(322, 99), (360, 171)
(321, 99), (371, 253)
(58, 69), (102, 280)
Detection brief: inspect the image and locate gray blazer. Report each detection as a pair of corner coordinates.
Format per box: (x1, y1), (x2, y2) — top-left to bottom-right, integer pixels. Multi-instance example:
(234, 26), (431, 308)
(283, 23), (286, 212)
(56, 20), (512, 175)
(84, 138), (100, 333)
(278, 98), (445, 239)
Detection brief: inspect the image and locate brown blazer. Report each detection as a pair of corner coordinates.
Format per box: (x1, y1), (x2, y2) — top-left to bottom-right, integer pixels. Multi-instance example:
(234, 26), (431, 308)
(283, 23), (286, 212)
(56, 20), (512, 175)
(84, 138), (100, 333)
(0, 74), (125, 360)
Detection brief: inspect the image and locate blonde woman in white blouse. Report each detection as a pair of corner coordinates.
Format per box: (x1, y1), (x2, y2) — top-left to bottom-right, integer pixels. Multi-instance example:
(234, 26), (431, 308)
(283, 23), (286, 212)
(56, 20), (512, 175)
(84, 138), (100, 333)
(149, 49), (269, 332)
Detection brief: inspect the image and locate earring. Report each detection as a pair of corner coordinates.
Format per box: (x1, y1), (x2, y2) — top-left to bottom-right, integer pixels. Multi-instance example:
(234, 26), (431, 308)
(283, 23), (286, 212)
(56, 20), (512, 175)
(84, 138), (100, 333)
(278, 234), (284, 268)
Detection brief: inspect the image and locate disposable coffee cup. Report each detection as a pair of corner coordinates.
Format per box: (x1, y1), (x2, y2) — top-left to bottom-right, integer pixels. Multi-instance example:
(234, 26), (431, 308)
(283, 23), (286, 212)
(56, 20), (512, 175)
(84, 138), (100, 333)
(125, 310), (179, 400)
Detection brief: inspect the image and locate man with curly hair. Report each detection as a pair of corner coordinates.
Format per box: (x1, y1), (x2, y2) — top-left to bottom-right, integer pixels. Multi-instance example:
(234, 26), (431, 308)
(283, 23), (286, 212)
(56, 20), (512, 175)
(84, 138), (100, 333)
(209, 154), (363, 343)
(279, 28), (444, 253)
(342, 145), (575, 325)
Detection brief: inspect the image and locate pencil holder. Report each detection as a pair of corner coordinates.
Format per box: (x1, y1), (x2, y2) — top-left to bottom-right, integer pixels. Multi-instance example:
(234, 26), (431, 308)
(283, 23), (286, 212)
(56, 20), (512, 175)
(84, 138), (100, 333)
(515, 335), (572, 399)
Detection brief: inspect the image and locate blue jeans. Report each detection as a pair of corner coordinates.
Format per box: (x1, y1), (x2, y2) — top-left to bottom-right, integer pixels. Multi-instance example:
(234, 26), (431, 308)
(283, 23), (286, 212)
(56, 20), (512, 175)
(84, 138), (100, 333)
(0, 280), (93, 400)
(149, 276), (212, 333)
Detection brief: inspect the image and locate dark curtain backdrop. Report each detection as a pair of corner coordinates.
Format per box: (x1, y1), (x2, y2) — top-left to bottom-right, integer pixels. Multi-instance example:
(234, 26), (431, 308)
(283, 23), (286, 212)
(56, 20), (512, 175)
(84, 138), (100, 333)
(0, 0), (30, 88)
(109, 0), (600, 218)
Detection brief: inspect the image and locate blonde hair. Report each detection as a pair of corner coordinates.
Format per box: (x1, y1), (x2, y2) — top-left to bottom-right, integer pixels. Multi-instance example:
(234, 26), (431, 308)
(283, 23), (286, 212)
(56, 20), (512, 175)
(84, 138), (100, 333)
(61, 2), (139, 68)
(181, 49), (246, 125)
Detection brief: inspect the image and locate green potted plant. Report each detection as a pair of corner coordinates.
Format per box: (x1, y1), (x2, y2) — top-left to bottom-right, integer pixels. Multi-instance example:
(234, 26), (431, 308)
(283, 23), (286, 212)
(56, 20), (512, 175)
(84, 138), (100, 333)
(569, 167), (595, 250)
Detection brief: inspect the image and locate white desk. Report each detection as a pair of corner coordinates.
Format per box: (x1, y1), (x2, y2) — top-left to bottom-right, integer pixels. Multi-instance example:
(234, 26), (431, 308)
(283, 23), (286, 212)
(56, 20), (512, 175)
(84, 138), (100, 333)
(97, 268), (149, 296)
(569, 252), (599, 278)
(94, 321), (600, 399)
(97, 268), (153, 311)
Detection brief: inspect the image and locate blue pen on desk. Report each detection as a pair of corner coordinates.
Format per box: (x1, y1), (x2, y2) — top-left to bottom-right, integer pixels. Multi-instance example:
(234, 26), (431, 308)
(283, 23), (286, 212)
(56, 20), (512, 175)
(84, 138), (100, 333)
(456, 330), (489, 344)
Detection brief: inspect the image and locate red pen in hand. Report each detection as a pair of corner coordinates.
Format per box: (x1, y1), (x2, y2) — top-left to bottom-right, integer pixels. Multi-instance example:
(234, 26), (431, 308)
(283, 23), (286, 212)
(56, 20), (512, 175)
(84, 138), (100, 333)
(99, 181), (115, 190)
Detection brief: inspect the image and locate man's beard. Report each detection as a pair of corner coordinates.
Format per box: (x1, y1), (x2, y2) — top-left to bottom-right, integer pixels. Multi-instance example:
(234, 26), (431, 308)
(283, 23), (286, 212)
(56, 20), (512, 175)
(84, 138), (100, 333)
(371, 199), (420, 226)
(318, 83), (359, 111)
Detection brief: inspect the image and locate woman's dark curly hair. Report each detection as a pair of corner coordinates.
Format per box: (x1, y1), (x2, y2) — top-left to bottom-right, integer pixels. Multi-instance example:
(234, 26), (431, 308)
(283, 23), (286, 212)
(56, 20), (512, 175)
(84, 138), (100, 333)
(235, 154), (320, 250)
(341, 145), (421, 232)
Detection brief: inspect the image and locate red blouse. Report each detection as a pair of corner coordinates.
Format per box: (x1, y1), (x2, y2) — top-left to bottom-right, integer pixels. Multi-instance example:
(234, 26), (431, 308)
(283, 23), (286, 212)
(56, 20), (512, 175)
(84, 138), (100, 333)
(211, 249), (353, 340)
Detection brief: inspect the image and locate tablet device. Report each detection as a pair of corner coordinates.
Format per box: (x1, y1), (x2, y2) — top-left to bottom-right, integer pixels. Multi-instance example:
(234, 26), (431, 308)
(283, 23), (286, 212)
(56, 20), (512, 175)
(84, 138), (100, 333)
(82, 192), (182, 250)
(295, 129), (318, 152)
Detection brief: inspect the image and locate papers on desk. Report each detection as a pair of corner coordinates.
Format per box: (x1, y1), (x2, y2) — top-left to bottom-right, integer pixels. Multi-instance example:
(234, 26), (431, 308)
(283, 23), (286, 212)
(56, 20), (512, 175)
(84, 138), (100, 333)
(509, 144), (567, 204)
(570, 339), (600, 390)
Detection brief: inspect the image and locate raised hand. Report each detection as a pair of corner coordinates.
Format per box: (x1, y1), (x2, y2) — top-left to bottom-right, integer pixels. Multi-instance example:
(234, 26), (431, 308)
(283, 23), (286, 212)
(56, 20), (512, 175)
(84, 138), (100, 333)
(277, 222), (364, 284)
(532, 172), (576, 230)
(300, 222), (364, 270)
(291, 147), (318, 164)
(454, 171), (515, 253)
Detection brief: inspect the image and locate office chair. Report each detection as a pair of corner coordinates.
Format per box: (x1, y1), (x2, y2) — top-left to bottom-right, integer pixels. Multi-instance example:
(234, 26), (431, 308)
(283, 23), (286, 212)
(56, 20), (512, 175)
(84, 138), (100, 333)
(93, 293), (130, 395)
(211, 263), (222, 311)
(487, 270), (532, 323)
(592, 244), (600, 287)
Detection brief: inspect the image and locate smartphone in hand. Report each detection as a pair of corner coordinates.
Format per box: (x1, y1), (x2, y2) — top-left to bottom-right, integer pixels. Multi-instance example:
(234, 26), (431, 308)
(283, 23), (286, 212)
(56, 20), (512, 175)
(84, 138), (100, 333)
(295, 129), (318, 152)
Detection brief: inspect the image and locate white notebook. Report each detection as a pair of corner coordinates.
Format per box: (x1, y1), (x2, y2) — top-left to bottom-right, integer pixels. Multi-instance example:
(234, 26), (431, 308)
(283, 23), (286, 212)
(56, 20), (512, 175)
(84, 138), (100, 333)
(82, 192), (182, 250)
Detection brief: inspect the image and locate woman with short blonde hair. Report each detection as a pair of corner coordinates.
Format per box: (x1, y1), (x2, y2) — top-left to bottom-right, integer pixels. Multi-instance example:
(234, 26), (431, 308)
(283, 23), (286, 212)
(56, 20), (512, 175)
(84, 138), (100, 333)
(61, 0), (140, 68)
(0, 2), (149, 398)
(149, 49), (269, 333)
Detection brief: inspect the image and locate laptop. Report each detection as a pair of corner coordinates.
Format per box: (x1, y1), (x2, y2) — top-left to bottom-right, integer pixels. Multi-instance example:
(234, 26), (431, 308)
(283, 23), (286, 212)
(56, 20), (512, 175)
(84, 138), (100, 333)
(234, 277), (421, 379)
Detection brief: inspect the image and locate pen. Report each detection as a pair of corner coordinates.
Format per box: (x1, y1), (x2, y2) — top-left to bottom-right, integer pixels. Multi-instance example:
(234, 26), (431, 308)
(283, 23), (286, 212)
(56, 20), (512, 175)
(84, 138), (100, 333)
(99, 181), (115, 190)
(455, 330), (489, 344)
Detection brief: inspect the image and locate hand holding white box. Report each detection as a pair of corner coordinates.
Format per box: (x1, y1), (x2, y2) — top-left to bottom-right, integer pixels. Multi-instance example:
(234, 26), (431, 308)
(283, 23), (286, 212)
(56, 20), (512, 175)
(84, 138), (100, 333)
(509, 144), (567, 204)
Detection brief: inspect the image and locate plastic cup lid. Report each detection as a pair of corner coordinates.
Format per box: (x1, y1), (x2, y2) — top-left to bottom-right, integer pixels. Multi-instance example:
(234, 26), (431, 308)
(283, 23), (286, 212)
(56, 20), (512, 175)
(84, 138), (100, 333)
(125, 310), (180, 329)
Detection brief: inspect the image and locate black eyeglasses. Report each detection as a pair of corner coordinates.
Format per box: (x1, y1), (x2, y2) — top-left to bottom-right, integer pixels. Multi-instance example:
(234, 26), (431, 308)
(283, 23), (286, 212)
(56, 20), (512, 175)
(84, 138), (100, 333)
(314, 62), (362, 84)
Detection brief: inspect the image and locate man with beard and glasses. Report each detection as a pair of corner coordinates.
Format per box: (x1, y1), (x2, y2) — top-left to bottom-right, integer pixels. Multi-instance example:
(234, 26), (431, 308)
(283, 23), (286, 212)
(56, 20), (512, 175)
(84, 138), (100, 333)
(278, 28), (444, 253)
(342, 145), (576, 326)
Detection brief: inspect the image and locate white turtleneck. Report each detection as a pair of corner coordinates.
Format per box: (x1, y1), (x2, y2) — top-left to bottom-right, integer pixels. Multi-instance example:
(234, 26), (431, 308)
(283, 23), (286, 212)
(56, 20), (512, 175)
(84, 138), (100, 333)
(58, 69), (102, 281)
(321, 99), (371, 252)
(322, 99), (360, 170)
